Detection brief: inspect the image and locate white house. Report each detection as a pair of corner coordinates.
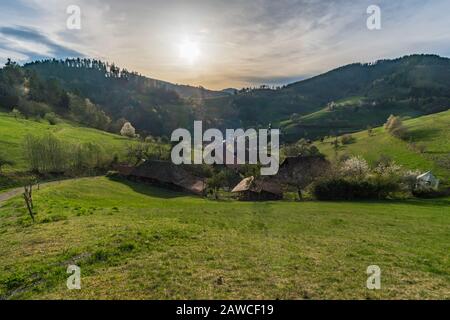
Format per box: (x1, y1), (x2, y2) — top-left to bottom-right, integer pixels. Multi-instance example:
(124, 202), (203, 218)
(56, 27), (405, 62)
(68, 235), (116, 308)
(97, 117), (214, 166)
(416, 171), (440, 190)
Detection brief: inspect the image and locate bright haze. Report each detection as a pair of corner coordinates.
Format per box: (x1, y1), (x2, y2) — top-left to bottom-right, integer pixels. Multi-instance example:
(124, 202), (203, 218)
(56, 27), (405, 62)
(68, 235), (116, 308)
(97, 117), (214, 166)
(1, 0), (450, 89)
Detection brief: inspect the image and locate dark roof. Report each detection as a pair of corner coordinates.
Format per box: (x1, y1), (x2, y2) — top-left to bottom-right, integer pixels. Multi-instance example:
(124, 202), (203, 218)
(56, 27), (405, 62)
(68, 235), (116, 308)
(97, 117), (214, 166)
(280, 155), (327, 168)
(121, 161), (206, 195)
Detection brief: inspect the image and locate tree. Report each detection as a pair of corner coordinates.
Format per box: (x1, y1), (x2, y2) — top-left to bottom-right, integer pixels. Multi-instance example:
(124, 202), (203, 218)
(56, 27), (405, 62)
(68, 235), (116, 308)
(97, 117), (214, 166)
(0, 155), (14, 174)
(341, 134), (355, 145)
(23, 134), (68, 173)
(120, 122), (136, 138)
(126, 142), (148, 165)
(284, 139), (322, 158)
(340, 156), (370, 179)
(10, 108), (22, 119)
(206, 171), (227, 200)
(278, 155), (329, 200)
(332, 137), (340, 158)
(384, 115), (407, 139)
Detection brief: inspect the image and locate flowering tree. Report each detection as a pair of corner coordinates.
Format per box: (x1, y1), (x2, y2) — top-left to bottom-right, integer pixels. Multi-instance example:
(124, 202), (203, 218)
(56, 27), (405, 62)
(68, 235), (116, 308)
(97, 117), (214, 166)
(120, 122), (136, 138)
(340, 156), (370, 178)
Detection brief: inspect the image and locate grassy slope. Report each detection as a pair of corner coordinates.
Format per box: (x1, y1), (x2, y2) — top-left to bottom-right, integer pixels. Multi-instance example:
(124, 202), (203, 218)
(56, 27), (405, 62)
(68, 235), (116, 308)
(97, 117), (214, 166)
(316, 110), (450, 182)
(0, 112), (130, 172)
(280, 97), (426, 141)
(0, 177), (449, 299)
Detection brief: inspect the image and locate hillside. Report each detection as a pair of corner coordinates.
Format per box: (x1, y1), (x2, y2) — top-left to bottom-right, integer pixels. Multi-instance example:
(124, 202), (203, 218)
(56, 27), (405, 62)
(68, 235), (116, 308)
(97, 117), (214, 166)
(0, 176), (448, 299)
(0, 112), (131, 173)
(2, 55), (449, 141)
(316, 110), (450, 182)
(202, 55), (450, 140)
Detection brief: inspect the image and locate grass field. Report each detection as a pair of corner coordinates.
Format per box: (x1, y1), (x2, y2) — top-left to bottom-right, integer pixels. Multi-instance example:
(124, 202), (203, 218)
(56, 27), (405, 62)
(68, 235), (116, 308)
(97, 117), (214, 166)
(280, 97), (425, 140)
(0, 112), (131, 172)
(0, 177), (448, 299)
(317, 110), (450, 182)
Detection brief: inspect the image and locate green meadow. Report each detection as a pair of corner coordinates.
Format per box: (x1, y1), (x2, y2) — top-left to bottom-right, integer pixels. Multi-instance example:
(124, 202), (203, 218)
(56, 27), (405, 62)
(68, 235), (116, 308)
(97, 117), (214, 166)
(0, 112), (130, 172)
(317, 110), (450, 182)
(0, 177), (448, 299)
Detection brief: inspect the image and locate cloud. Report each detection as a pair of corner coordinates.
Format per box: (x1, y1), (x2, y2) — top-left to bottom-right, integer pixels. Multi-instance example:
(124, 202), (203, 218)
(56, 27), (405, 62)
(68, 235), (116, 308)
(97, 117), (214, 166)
(1, 0), (450, 89)
(0, 25), (84, 62)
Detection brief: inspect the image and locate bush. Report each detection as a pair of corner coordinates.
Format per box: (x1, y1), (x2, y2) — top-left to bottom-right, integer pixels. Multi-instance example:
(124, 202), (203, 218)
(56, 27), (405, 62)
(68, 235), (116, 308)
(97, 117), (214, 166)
(17, 98), (51, 118)
(385, 115), (408, 139)
(24, 133), (69, 173)
(341, 134), (355, 145)
(10, 108), (22, 119)
(412, 189), (447, 199)
(24, 134), (113, 174)
(0, 154), (14, 174)
(72, 142), (110, 173)
(313, 178), (398, 200)
(44, 112), (60, 125)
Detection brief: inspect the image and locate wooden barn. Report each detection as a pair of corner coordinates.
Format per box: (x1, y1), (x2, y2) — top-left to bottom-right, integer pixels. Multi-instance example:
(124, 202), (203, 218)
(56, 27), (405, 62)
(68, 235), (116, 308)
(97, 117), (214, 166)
(115, 161), (206, 195)
(232, 176), (283, 201)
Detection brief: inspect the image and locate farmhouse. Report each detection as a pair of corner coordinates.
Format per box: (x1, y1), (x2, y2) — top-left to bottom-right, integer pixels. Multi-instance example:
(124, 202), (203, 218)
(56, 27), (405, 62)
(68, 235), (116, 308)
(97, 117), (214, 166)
(232, 176), (283, 201)
(416, 171), (440, 190)
(115, 160), (206, 195)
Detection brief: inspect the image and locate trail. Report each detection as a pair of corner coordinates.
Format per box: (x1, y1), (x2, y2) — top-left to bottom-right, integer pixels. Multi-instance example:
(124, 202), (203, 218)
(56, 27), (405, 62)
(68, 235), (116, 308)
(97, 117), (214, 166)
(0, 177), (95, 204)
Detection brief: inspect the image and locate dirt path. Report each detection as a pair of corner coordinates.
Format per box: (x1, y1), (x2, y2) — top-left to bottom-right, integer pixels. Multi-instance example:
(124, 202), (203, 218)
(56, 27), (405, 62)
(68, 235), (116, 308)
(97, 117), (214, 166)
(0, 188), (24, 203)
(0, 177), (95, 204)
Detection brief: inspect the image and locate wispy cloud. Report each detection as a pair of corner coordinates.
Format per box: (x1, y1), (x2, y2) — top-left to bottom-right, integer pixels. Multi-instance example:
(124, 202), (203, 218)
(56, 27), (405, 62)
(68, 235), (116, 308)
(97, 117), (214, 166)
(0, 0), (450, 89)
(0, 26), (84, 60)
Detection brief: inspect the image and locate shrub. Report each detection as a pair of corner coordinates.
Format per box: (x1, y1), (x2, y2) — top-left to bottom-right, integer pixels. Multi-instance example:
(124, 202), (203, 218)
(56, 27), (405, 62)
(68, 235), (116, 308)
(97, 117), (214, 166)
(24, 134), (113, 174)
(385, 115), (408, 139)
(10, 108), (22, 119)
(0, 154), (14, 174)
(24, 133), (69, 173)
(374, 154), (393, 167)
(17, 98), (51, 118)
(412, 189), (447, 199)
(44, 112), (60, 125)
(341, 134), (355, 145)
(72, 142), (110, 173)
(313, 178), (398, 200)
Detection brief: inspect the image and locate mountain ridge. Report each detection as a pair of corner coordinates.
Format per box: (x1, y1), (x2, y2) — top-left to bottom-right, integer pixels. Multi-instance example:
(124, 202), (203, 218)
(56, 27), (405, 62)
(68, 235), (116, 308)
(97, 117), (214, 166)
(1, 54), (449, 141)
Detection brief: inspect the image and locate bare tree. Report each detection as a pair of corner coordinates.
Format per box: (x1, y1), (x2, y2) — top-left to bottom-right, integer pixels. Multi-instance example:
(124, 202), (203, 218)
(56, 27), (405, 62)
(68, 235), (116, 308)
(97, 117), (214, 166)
(277, 155), (330, 200)
(23, 183), (35, 222)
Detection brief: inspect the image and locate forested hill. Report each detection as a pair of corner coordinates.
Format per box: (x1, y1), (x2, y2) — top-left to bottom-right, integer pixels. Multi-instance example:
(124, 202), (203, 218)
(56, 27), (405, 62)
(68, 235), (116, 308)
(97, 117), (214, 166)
(0, 54), (449, 141)
(201, 54), (450, 140)
(24, 59), (228, 100)
(22, 59), (229, 136)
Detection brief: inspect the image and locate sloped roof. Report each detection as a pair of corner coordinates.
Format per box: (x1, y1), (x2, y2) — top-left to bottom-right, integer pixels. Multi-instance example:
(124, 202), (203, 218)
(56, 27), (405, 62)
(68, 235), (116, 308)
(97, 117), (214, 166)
(280, 155), (327, 169)
(128, 161), (206, 195)
(417, 171), (436, 181)
(232, 176), (282, 195)
(231, 176), (254, 193)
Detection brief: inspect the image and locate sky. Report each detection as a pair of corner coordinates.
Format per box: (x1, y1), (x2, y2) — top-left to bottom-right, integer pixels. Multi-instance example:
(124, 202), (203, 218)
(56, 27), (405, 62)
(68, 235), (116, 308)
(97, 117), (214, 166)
(0, 0), (450, 90)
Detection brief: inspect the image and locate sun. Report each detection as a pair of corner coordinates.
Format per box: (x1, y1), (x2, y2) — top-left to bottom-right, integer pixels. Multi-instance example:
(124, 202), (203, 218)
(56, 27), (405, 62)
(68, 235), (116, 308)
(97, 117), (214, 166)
(179, 39), (201, 65)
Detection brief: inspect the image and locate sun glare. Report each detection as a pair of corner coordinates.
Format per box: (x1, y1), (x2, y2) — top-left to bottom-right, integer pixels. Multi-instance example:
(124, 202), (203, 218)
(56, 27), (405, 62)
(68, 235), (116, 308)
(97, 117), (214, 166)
(179, 39), (201, 65)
